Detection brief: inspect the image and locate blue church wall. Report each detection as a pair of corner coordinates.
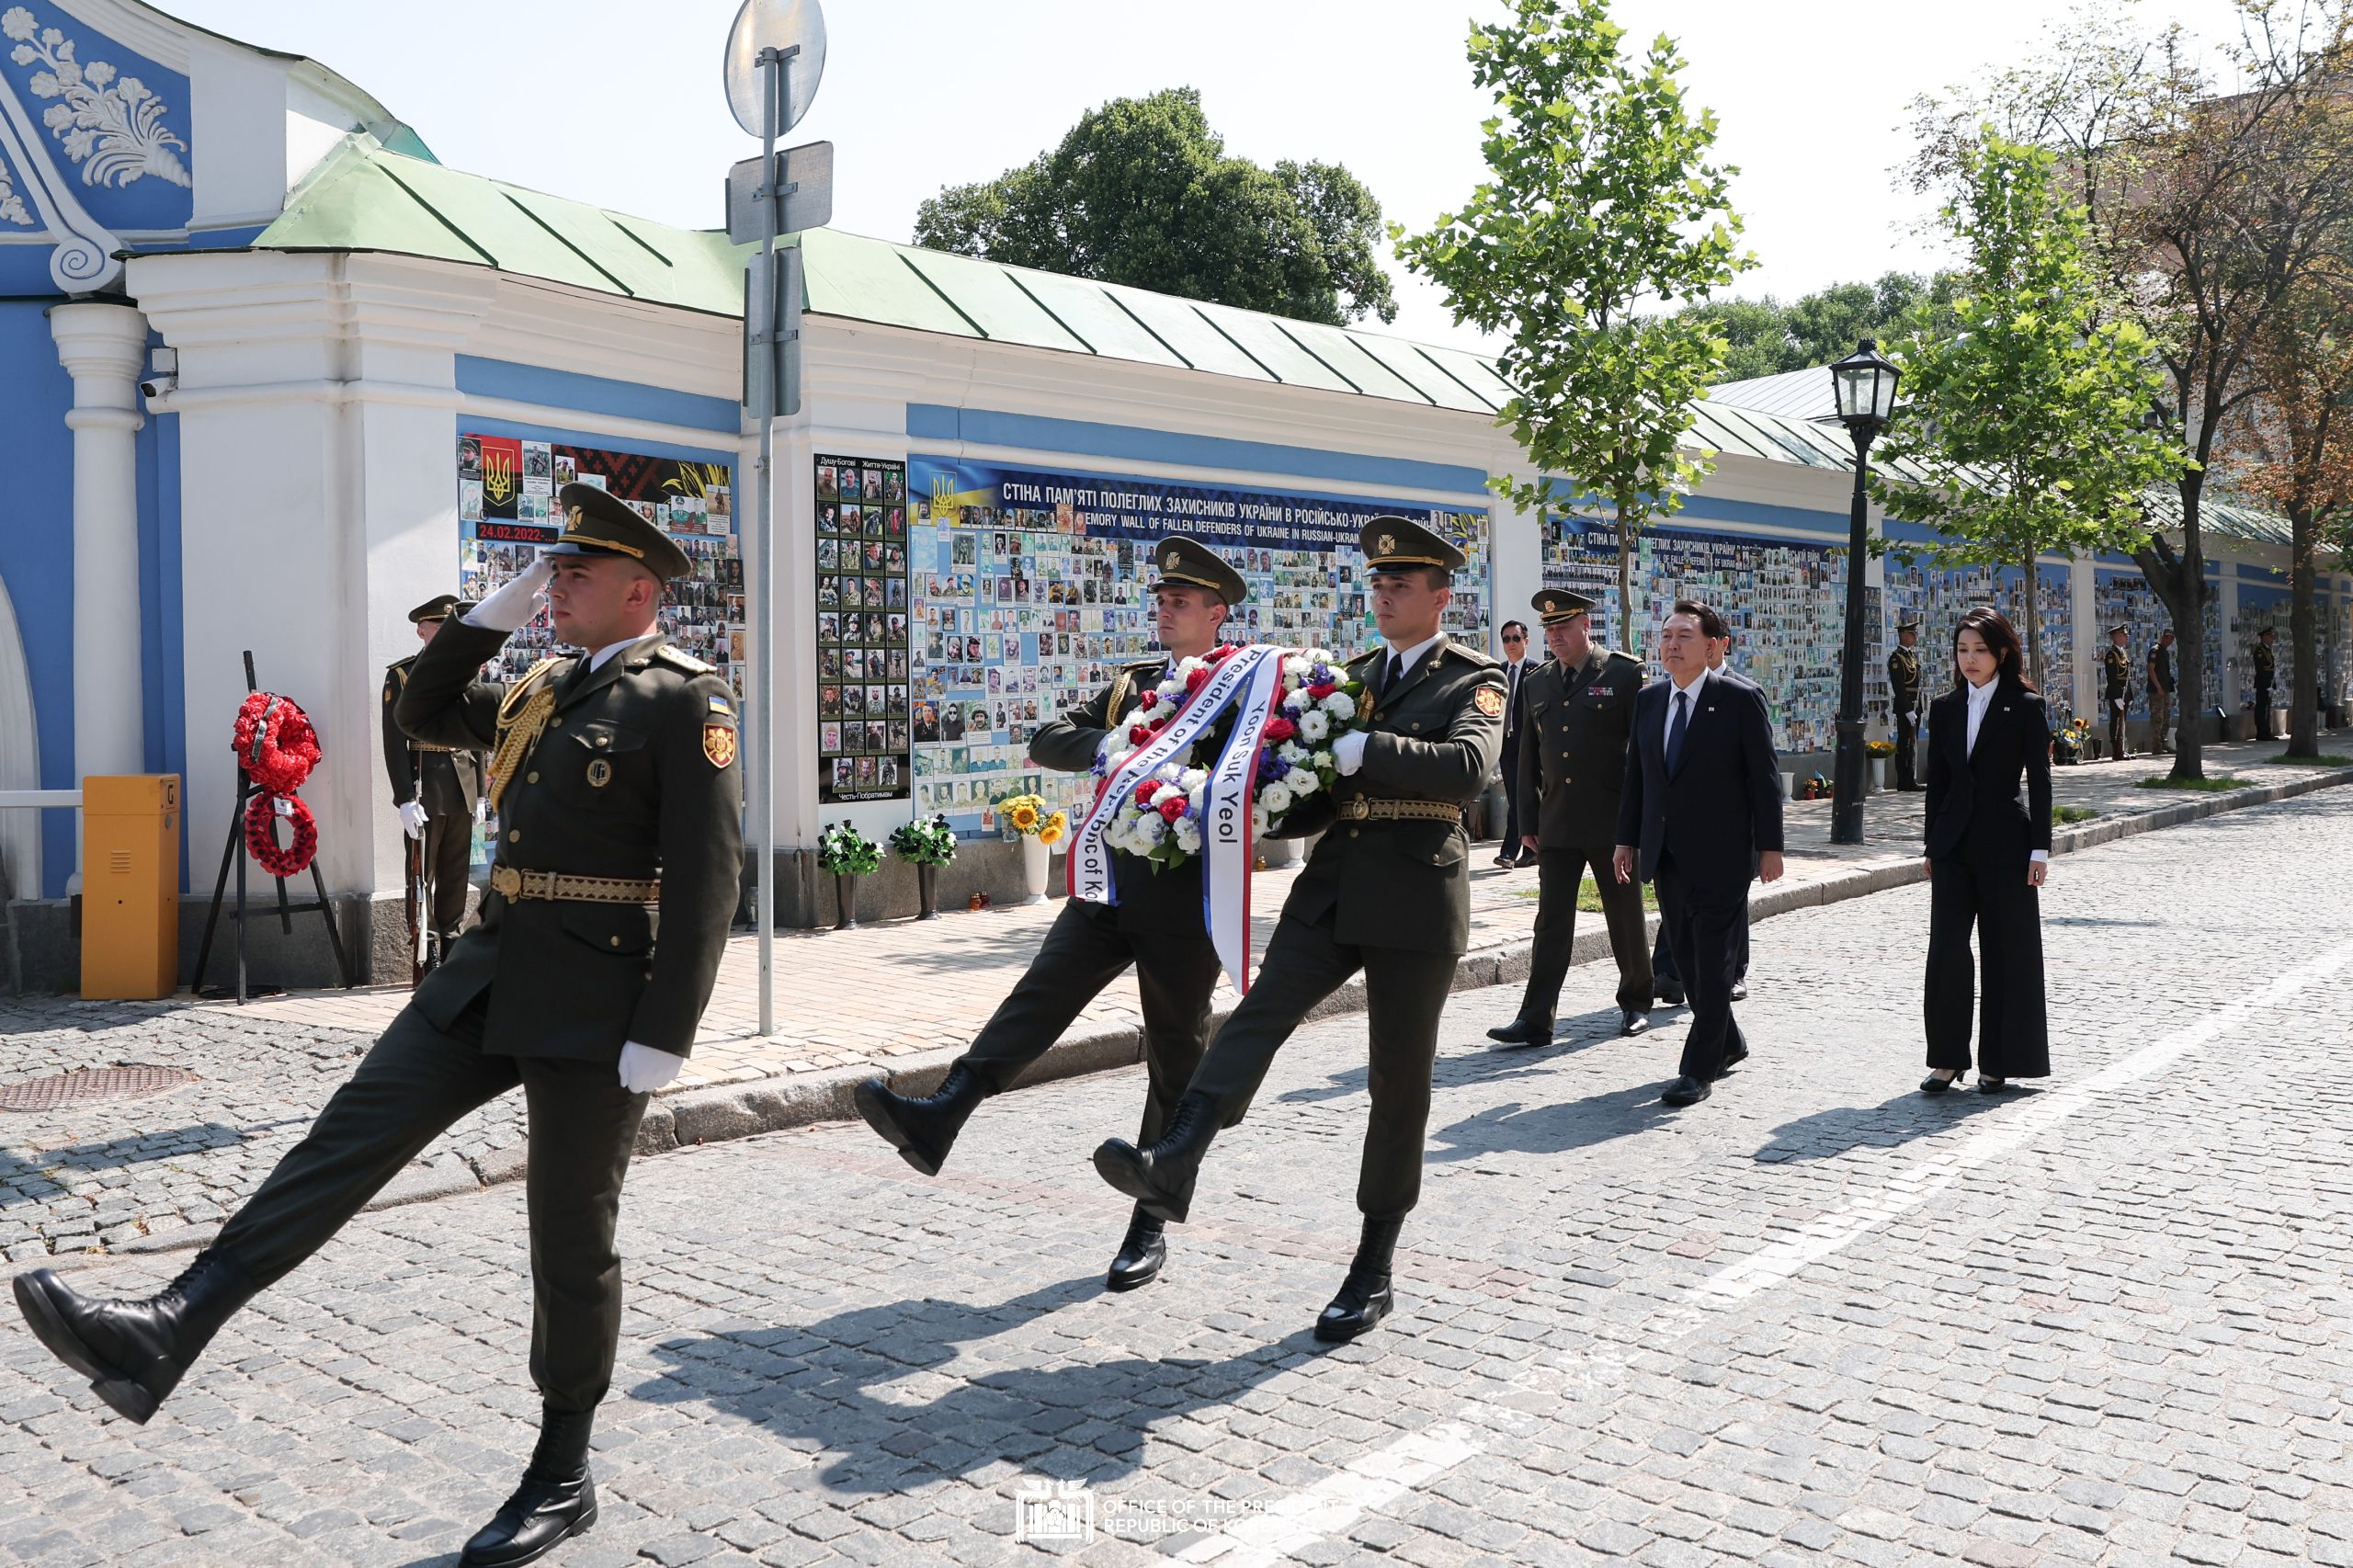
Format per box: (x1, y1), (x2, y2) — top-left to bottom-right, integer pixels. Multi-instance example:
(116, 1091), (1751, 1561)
(0, 297), (74, 892)
(455, 357), (741, 436)
(0, 3), (195, 233)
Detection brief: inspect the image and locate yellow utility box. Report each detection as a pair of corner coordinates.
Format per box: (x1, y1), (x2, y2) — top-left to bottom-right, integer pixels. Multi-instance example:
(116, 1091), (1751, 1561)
(81, 774), (181, 1000)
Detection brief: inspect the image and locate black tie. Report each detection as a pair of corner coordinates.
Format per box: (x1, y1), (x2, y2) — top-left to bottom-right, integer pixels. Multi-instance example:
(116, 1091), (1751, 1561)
(1505, 664), (1518, 736)
(1665, 689), (1690, 775)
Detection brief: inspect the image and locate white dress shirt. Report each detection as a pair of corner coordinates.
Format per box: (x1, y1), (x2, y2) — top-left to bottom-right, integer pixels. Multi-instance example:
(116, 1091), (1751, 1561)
(1383, 631), (1445, 683)
(1961, 677), (2048, 864)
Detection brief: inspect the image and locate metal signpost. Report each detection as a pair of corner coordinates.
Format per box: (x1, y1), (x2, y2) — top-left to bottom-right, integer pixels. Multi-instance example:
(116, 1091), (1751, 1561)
(722, 0), (828, 1037)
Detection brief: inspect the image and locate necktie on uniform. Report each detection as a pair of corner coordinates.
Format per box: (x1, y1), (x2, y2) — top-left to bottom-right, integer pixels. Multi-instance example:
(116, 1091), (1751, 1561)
(1665, 688), (1690, 775)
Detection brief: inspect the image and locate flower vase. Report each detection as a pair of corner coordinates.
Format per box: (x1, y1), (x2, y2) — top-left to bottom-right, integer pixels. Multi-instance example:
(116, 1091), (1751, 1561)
(835, 873), (858, 932)
(1018, 835), (1050, 906)
(916, 864), (940, 920)
(1870, 758), (1885, 792)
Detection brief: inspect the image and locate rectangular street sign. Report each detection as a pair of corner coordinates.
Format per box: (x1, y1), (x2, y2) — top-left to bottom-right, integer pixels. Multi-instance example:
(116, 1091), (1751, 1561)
(726, 141), (835, 244)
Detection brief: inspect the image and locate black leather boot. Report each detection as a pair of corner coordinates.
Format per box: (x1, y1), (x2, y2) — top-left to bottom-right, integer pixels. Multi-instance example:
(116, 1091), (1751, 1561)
(1093, 1090), (1217, 1223)
(1484, 1016), (1553, 1046)
(854, 1063), (995, 1176)
(1314, 1216), (1403, 1343)
(459, 1406), (599, 1567)
(13, 1248), (254, 1424)
(1104, 1207), (1167, 1292)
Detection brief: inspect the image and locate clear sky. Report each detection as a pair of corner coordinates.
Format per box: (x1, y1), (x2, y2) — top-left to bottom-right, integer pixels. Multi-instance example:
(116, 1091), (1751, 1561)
(169, 0), (2252, 353)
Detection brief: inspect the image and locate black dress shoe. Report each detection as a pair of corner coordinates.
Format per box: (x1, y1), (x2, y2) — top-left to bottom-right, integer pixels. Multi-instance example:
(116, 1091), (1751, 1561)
(1104, 1209), (1166, 1292)
(1618, 1009), (1650, 1037)
(1660, 1075), (1711, 1107)
(13, 1249), (253, 1424)
(1919, 1069), (1963, 1094)
(1314, 1217), (1402, 1343)
(1485, 1016), (1552, 1046)
(1976, 1076), (2013, 1094)
(1713, 1042), (1748, 1079)
(1730, 982), (1749, 1002)
(1655, 980), (1686, 1006)
(1094, 1091), (1217, 1223)
(853, 1064), (994, 1176)
(460, 1408), (598, 1568)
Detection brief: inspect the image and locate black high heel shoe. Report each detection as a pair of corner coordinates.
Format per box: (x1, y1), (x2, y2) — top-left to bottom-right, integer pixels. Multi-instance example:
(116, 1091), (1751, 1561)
(1919, 1068), (1965, 1094)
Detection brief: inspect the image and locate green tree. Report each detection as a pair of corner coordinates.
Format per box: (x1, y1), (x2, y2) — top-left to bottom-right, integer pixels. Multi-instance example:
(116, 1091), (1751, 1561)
(913, 87), (1397, 327)
(1867, 131), (2181, 691)
(1681, 271), (1966, 382)
(1396, 0), (1751, 631)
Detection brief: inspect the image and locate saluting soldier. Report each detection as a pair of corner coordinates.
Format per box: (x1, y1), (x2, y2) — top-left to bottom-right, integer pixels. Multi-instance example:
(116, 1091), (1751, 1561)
(2102, 622), (2132, 760)
(853, 536), (1249, 1294)
(1095, 517), (1506, 1344)
(2252, 627), (2278, 739)
(13, 486), (743, 1568)
(387, 594), (491, 971)
(1487, 588), (1654, 1044)
(1888, 619), (1926, 791)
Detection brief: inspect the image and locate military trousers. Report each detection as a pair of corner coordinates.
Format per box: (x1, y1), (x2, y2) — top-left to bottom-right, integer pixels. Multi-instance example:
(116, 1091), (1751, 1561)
(1518, 845), (1652, 1018)
(1185, 909), (1460, 1221)
(2147, 687), (2173, 752)
(421, 812), (473, 937)
(2255, 684), (2276, 738)
(2108, 698), (2130, 760)
(211, 997), (647, 1414)
(957, 898), (1223, 1145)
(1893, 710), (1921, 790)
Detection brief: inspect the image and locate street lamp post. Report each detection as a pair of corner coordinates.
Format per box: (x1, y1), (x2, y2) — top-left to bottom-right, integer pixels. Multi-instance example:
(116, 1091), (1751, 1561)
(1827, 338), (1901, 846)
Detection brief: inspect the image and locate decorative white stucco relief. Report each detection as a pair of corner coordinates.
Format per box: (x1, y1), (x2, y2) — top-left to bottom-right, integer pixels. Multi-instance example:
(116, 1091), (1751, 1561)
(3, 5), (189, 188)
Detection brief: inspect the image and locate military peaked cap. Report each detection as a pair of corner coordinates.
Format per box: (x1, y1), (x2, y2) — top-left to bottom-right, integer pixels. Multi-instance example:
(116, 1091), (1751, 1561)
(1360, 516), (1467, 574)
(1530, 587), (1595, 627)
(1146, 534), (1247, 605)
(552, 483), (693, 581)
(408, 594), (462, 625)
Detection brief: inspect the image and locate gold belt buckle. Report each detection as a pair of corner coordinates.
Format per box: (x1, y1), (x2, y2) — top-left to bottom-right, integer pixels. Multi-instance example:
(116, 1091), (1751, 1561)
(1338, 798), (1369, 821)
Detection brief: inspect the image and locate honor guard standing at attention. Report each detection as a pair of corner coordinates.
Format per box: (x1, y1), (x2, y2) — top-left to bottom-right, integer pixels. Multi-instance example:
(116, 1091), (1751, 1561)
(852, 536), (1250, 1293)
(2252, 627), (2278, 739)
(12, 484), (743, 1568)
(2102, 623), (2132, 760)
(387, 594), (491, 971)
(1888, 619), (1926, 790)
(1094, 517), (1506, 1344)
(1488, 588), (1653, 1044)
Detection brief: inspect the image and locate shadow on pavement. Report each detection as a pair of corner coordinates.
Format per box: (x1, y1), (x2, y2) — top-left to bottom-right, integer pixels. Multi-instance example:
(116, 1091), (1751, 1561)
(1424, 1080), (1678, 1162)
(1754, 1086), (2009, 1162)
(628, 1280), (1315, 1494)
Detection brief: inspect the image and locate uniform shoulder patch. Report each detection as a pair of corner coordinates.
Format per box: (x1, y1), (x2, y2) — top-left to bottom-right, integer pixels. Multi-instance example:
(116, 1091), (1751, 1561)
(654, 644), (714, 676)
(1473, 684), (1506, 718)
(702, 722), (738, 768)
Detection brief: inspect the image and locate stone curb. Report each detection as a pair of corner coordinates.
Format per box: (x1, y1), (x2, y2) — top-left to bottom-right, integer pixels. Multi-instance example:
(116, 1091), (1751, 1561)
(105, 764), (2352, 1258)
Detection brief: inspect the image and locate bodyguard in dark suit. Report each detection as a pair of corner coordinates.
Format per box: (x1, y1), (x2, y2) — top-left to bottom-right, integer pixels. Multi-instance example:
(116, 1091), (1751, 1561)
(1096, 517), (1506, 1344)
(1489, 588), (1652, 1043)
(853, 537), (1248, 1294)
(1494, 619), (1533, 867)
(385, 595), (490, 966)
(1920, 607), (2052, 1094)
(14, 487), (743, 1568)
(1612, 600), (1784, 1108)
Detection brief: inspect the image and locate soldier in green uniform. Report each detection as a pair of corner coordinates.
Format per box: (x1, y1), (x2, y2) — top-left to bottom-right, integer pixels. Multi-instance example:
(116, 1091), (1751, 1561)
(1887, 619), (1925, 791)
(12, 485), (743, 1568)
(2253, 627), (2278, 739)
(1487, 588), (1653, 1044)
(1095, 517), (1506, 1344)
(2102, 623), (2132, 760)
(852, 537), (1248, 1293)
(386, 594), (490, 971)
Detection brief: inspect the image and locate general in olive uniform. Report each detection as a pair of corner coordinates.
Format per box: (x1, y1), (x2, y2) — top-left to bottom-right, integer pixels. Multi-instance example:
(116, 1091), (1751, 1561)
(2252, 628), (2278, 739)
(1488, 588), (1653, 1044)
(852, 537), (1249, 1294)
(13, 486), (743, 1568)
(386, 593), (490, 966)
(2102, 623), (2132, 760)
(1887, 619), (1925, 790)
(1095, 517), (1506, 1344)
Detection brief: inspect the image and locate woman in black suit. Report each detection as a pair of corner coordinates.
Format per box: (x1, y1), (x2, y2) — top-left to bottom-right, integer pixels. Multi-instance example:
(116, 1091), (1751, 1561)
(1920, 607), (2052, 1093)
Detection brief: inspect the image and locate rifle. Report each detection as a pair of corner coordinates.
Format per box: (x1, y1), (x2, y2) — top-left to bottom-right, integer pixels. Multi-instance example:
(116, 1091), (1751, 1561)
(404, 752), (427, 986)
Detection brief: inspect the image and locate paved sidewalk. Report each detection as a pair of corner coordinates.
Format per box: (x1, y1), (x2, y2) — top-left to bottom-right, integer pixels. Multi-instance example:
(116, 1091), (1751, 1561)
(0, 741), (2342, 1261)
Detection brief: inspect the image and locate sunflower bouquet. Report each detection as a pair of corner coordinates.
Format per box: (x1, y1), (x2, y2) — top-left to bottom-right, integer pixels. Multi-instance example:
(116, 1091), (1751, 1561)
(997, 792), (1068, 846)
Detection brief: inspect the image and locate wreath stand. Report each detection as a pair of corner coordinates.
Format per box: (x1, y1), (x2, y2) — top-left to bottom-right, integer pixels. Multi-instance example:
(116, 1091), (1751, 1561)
(191, 651), (355, 1001)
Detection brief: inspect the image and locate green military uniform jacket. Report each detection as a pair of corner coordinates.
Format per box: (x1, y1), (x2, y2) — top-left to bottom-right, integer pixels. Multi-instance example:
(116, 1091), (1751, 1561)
(2253, 642), (2276, 687)
(1031, 655), (1228, 937)
(394, 620), (745, 1062)
(1271, 637), (1506, 955)
(2103, 643), (2131, 703)
(1515, 646), (1643, 851)
(1887, 645), (1923, 717)
(382, 654), (487, 817)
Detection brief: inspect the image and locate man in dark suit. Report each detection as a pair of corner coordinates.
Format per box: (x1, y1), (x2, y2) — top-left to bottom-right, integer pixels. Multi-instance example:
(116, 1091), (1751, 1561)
(852, 537), (1247, 1295)
(2252, 627), (2278, 739)
(385, 595), (490, 973)
(1488, 588), (1651, 1043)
(1095, 517), (1506, 1344)
(1613, 600), (1784, 1108)
(1494, 619), (1533, 867)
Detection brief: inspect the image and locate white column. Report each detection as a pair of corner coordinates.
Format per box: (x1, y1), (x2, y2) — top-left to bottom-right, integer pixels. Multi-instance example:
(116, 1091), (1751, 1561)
(51, 301), (150, 877)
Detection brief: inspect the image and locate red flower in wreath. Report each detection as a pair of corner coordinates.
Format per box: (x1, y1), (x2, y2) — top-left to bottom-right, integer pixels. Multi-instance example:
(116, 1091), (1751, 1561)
(244, 792), (318, 878)
(1134, 780), (1160, 808)
(1156, 796), (1187, 824)
(233, 693), (322, 797)
(1183, 666), (1210, 695)
(1262, 716), (1298, 744)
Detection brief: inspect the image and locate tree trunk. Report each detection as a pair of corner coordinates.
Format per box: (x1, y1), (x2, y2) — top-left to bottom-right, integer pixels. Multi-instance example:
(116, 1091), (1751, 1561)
(2132, 483), (2207, 782)
(2019, 548), (2044, 693)
(2289, 503), (2319, 758)
(1616, 486), (1635, 655)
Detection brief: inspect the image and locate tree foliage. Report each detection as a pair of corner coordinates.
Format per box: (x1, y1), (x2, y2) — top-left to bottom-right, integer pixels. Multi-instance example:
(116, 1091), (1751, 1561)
(1867, 131), (2181, 691)
(1680, 271), (1966, 382)
(1394, 0), (1750, 634)
(912, 87), (1397, 327)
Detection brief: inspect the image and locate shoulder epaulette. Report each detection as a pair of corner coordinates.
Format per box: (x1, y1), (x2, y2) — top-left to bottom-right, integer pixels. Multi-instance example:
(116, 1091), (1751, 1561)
(1450, 640), (1503, 669)
(653, 644), (714, 676)
(1606, 649), (1640, 666)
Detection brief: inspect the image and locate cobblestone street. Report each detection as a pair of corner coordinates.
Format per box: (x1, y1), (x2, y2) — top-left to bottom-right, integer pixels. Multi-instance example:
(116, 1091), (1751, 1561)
(0, 789), (2348, 1564)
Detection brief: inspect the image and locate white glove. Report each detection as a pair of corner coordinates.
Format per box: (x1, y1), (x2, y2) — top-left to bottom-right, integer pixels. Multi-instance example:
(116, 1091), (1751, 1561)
(1333, 731), (1370, 776)
(465, 557), (555, 633)
(398, 800), (428, 838)
(617, 1040), (685, 1094)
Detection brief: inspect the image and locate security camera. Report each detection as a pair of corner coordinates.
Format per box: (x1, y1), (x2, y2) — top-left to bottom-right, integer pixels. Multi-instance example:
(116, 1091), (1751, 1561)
(140, 373), (176, 399)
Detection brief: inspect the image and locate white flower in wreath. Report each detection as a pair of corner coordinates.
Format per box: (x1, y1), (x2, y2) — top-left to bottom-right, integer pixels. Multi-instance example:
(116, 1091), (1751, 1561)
(1171, 818), (1202, 856)
(1251, 802), (1271, 837)
(1322, 692), (1357, 722)
(1150, 783), (1182, 809)
(1260, 779), (1294, 815)
(1297, 710), (1332, 744)
(1288, 768), (1320, 800)
(1178, 767), (1208, 792)
(1283, 654), (1313, 680)
(1135, 812), (1168, 846)
(1312, 748), (1336, 771)
(1277, 741), (1308, 766)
